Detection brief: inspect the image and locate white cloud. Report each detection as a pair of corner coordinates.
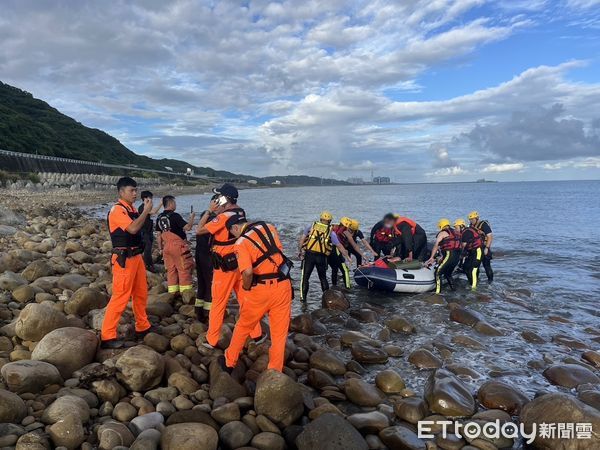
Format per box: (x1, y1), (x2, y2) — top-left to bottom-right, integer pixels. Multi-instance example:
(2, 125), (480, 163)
(482, 163), (525, 172)
(544, 157), (600, 170)
(428, 166), (469, 177)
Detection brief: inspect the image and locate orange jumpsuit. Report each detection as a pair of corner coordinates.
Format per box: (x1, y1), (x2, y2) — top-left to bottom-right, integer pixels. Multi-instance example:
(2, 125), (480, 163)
(101, 200), (151, 341)
(205, 209), (261, 346)
(225, 223), (292, 372)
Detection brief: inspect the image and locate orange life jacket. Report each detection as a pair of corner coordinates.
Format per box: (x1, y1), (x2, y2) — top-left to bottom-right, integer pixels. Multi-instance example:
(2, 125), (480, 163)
(394, 216), (417, 235)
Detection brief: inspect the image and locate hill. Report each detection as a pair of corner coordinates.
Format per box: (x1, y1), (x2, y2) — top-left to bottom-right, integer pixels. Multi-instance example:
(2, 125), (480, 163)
(0, 81), (344, 185)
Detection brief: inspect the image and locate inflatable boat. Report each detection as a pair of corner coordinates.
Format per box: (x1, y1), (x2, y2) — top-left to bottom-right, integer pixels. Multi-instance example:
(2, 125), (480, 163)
(354, 259), (435, 293)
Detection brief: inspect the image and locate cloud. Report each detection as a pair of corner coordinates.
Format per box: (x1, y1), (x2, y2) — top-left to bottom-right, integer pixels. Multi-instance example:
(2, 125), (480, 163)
(543, 157), (600, 170)
(430, 143), (459, 168)
(428, 166), (469, 177)
(482, 163), (525, 173)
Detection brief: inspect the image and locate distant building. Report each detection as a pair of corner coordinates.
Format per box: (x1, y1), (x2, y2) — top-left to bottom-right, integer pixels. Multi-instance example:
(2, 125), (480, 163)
(347, 177), (364, 184)
(247, 179), (258, 185)
(272, 180), (282, 185)
(186, 168), (194, 176)
(373, 176), (390, 184)
(164, 166), (173, 172)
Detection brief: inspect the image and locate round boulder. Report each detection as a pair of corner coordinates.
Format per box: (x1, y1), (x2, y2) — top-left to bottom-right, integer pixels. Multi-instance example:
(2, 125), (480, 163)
(296, 413), (368, 450)
(1, 360), (62, 394)
(64, 287), (108, 316)
(115, 345), (165, 392)
(161, 423), (218, 450)
(15, 303), (68, 341)
(254, 369), (304, 428)
(424, 369), (476, 418)
(543, 364), (600, 388)
(477, 380), (529, 415)
(0, 389), (27, 423)
(322, 289), (350, 311)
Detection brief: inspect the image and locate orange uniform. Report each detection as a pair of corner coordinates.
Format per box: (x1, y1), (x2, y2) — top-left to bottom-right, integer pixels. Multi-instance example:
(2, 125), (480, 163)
(101, 200), (150, 341)
(156, 210), (194, 293)
(225, 222), (292, 372)
(204, 208), (261, 346)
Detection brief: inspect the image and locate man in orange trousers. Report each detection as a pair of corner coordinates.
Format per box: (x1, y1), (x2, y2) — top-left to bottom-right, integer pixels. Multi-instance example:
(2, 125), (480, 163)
(219, 214), (293, 372)
(101, 177), (152, 349)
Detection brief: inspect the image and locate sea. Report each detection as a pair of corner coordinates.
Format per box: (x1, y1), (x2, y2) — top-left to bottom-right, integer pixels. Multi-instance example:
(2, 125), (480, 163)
(98, 180), (600, 395)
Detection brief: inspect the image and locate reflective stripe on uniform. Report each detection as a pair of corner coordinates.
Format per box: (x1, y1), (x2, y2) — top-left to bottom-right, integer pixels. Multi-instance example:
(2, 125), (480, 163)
(471, 247), (482, 290)
(180, 285), (193, 292)
(168, 284), (180, 293)
(202, 301), (212, 311)
(194, 298), (204, 307)
(436, 251), (451, 294)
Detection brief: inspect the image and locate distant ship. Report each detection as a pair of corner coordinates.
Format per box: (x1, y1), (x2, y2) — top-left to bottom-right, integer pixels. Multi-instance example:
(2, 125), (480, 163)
(476, 178), (497, 183)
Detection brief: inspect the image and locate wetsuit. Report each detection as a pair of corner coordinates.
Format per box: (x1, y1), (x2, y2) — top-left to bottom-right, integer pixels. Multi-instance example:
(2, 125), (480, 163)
(370, 221), (395, 257)
(195, 211), (214, 319)
(434, 229), (461, 294)
(300, 222), (341, 301)
(475, 220), (494, 282)
(329, 225), (351, 289)
(348, 229), (365, 266)
(461, 227), (483, 290)
(138, 203), (154, 269)
(394, 222), (428, 261)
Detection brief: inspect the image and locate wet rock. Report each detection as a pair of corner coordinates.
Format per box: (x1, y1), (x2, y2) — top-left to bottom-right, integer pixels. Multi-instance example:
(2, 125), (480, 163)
(31, 327), (97, 378)
(394, 397), (428, 424)
(347, 411), (389, 433)
(582, 351), (600, 368)
(424, 369), (476, 418)
(48, 414), (84, 449)
(168, 372), (200, 394)
(351, 340), (388, 364)
(57, 273), (90, 291)
(446, 364), (482, 379)
(15, 303), (69, 341)
(553, 334), (588, 350)
(344, 378), (385, 407)
(543, 364), (600, 388)
(477, 380), (529, 415)
(309, 348), (346, 375)
(385, 315), (416, 334)
(451, 335), (484, 350)
(449, 307), (483, 327)
(1, 360), (62, 394)
(165, 410), (219, 429)
(0, 389), (27, 423)
(384, 344), (403, 357)
(252, 432), (286, 450)
(322, 289), (350, 311)
(64, 287), (107, 315)
(219, 421), (253, 449)
(579, 390), (600, 411)
(97, 422), (135, 450)
(375, 369), (406, 394)
(473, 321), (503, 336)
(296, 413), (368, 450)
(307, 368), (337, 389)
(353, 308), (379, 323)
(255, 369), (304, 427)
(161, 423), (218, 450)
(115, 345), (165, 392)
(290, 313), (316, 335)
(521, 330), (545, 344)
(308, 403), (344, 419)
(42, 395), (90, 424)
(408, 348), (442, 369)
(521, 393), (600, 449)
(379, 425), (426, 450)
(340, 331), (379, 347)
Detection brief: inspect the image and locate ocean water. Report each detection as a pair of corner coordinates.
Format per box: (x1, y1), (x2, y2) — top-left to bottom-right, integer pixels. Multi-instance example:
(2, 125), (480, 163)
(102, 181), (600, 394)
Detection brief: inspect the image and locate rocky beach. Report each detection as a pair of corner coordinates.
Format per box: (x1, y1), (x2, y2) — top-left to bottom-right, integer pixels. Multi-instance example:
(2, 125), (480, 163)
(0, 185), (599, 450)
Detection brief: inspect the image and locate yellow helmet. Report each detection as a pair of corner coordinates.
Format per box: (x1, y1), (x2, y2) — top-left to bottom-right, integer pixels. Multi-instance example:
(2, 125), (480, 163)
(340, 217), (352, 228)
(437, 218), (451, 230)
(454, 218), (466, 228)
(320, 211), (333, 222)
(349, 219), (360, 231)
(468, 211), (479, 220)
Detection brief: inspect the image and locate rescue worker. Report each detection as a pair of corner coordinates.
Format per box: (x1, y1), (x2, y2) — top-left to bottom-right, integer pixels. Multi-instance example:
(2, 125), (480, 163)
(370, 213), (397, 257)
(220, 214), (293, 372)
(101, 177), (152, 349)
(426, 218), (461, 294)
(329, 217), (356, 288)
(196, 184), (262, 347)
(156, 196), (195, 295)
(348, 219), (377, 265)
(469, 211), (494, 282)
(393, 215), (428, 261)
(194, 196), (218, 321)
(137, 191), (162, 272)
(298, 212), (350, 302)
(455, 218), (483, 290)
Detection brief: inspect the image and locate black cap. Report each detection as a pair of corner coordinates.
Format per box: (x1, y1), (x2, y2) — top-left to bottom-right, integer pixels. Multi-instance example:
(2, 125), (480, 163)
(225, 212), (247, 229)
(213, 183), (238, 200)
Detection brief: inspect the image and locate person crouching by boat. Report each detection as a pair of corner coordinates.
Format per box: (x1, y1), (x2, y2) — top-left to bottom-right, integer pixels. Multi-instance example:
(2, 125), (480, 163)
(348, 219), (377, 266)
(426, 218), (461, 294)
(469, 211), (494, 283)
(218, 214), (293, 373)
(329, 217), (355, 289)
(298, 211), (350, 303)
(370, 213), (397, 257)
(393, 215), (428, 261)
(156, 196), (196, 295)
(455, 218), (483, 290)
(194, 199), (217, 321)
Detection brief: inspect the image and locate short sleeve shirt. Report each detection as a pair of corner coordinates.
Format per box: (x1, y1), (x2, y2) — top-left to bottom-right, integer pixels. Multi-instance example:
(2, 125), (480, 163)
(236, 223), (284, 275)
(108, 200), (136, 233)
(478, 221), (492, 235)
(156, 210), (187, 240)
(205, 209), (239, 255)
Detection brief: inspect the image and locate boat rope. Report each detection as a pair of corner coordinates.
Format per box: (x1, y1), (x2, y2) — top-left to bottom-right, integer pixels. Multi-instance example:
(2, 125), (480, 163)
(355, 266), (374, 289)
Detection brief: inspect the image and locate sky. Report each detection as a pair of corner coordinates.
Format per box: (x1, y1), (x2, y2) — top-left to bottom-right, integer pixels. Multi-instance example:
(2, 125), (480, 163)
(1, 0), (599, 182)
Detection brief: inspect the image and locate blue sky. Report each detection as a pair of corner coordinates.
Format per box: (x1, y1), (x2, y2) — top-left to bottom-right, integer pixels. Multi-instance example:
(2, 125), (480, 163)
(0, 0), (599, 181)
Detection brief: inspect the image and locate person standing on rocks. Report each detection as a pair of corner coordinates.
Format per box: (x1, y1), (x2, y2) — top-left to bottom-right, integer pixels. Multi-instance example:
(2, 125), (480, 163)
(469, 210), (494, 282)
(220, 214), (293, 372)
(101, 177), (153, 349)
(455, 218), (483, 290)
(194, 196), (218, 322)
(426, 218), (461, 293)
(155, 195), (195, 295)
(137, 190), (162, 272)
(196, 184), (262, 347)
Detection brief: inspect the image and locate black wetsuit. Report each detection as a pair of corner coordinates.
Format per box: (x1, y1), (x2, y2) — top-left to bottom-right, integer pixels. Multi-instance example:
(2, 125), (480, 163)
(195, 211), (214, 318)
(461, 227), (483, 289)
(394, 223), (428, 261)
(300, 251), (329, 301)
(348, 229), (365, 266)
(476, 220), (494, 282)
(138, 203), (154, 269)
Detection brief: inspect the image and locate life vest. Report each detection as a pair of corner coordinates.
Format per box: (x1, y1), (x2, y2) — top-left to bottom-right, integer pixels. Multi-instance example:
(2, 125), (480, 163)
(373, 226), (394, 243)
(438, 228), (461, 251)
(332, 224), (350, 248)
(241, 222), (292, 284)
(304, 221), (333, 256)
(474, 220), (491, 238)
(211, 207), (246, 247)
(463, 227), (483, 251)
(156, 211), (173, 233)
(394, 216), (417, 235)
(107, 203), (142, 249)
